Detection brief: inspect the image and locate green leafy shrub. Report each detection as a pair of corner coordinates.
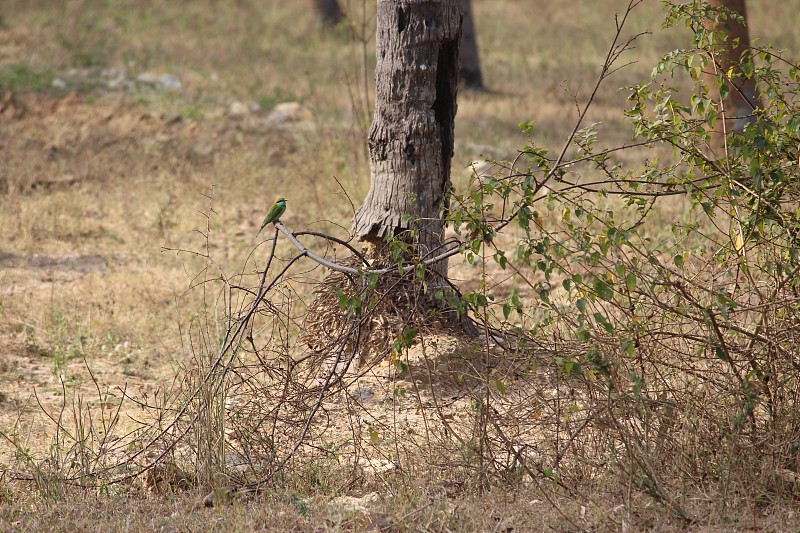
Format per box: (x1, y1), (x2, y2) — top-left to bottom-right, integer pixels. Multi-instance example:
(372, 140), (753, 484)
(448, 0), (800, 513)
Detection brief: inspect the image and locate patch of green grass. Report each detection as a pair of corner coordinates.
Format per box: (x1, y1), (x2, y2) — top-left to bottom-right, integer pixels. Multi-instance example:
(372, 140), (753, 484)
(257, 88), (298, 110)
(0, 65), (53, 92)
(41, 308), (90, 378)
(69, 50), (107, 69)
(53, 9), (112, 68)
(178, 105), (203, 120)
(132, 94), (151, 108)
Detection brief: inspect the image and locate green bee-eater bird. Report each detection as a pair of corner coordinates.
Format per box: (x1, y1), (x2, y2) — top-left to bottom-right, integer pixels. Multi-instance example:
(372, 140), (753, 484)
(258, 197), (287, 234)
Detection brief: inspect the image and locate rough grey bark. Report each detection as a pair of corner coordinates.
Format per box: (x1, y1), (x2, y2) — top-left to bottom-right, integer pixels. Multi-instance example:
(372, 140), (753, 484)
(312, 0), (345, 27)
(459, 0), (483, 90)
(703, 0), (761, 151)
(353, 0), (461, 278)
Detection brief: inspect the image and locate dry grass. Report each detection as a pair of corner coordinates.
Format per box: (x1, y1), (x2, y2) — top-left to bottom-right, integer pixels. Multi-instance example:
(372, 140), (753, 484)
(2, 0), (800, 530)
(0, 484), (601, 532)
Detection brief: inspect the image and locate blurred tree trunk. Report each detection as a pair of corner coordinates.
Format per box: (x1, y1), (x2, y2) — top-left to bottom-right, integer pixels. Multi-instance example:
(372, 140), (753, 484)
(353, 0), (461, 278)
(459, 0), (484, 90)
(312, 0), (345, 27)
(703, 0), (761, 152)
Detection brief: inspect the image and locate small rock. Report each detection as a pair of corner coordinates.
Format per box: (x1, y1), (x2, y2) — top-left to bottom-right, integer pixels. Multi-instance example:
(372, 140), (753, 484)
(136, 72), (158, 84)
(228, 100), (250, 116)
(102, 68), (128, 89)
(190, 142), (215, 159)
(267, 101), (313, 124)
(136, 72), (182, 92)
(330, 492), (380, 514)
(357, 458), (395, 474)
(51, 78), (66, 89)
(356, 386), (374, 403)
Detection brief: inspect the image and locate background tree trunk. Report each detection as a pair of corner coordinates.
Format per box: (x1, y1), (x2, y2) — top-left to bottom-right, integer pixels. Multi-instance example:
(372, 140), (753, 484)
(353, 0), (461, 278)
(459, 0), (483, 90)
(703, 0), (761, 152)
(312, 0), (345, 27)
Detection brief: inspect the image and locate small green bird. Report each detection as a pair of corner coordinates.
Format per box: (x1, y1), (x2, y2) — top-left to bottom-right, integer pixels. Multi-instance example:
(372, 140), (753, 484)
(258, 197), (287, 234)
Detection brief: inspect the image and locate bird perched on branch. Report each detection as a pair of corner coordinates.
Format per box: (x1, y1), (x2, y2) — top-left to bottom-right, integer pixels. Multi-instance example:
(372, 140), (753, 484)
(258, 197), (287, 234)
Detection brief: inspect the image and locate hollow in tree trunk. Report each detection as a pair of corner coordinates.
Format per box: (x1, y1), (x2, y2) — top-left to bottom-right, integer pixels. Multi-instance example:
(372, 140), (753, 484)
(353, 0), (461, 279)
(702, 0), (761, 153)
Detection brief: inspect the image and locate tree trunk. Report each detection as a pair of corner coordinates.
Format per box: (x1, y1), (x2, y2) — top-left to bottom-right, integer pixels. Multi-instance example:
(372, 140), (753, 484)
(312, 0), (345, 27)
(353, 0), (461, 279)
(702, 0), (761, 152)
(459, 0), (483, 90)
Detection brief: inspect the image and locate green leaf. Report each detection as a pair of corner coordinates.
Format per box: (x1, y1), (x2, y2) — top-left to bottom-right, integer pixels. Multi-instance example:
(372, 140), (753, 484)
(621, 338), (635, 357)
(593, 312), (615, 334)
(594, 277), (613, 301)
(337, 289), (348, 311)
(511, 290), (522, 309)
(576, 323), (591, 342)
(394, 359), (408, 373)
(715, 345), (729, 361)
(495, 250), (507, 269)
